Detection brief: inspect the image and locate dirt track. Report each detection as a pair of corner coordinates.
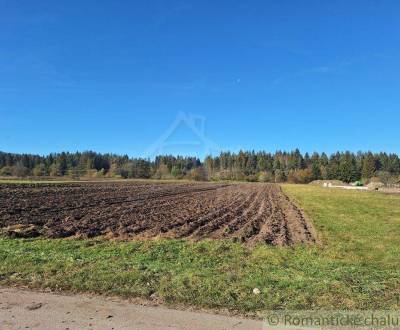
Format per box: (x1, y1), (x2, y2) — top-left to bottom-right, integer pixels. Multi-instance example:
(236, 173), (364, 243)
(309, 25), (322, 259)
(0, 182), (316, 245)
(0, 287), (262, 330)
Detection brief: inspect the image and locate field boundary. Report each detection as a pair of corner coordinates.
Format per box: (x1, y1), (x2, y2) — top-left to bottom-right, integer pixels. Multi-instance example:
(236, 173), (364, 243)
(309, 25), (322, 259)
(280, 185), (321, 245)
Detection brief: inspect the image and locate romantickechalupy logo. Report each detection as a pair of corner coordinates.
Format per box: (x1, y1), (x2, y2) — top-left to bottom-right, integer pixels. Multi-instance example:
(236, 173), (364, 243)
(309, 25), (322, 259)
(143, 111), (221, 158)
(263, 311), (400, 330)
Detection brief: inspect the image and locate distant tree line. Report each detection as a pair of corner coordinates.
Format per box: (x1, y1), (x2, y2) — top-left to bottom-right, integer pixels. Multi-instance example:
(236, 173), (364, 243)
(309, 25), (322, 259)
(205, 150), (400, 184)
(1, 150), (399, 184)
(0, 151), (203, 180)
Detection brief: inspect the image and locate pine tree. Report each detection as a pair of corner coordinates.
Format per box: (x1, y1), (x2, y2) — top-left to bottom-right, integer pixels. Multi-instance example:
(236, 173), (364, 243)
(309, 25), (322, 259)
(339, 152), (358, 183)
(361, 153), (376, 179)
(311, 163), (322, 180)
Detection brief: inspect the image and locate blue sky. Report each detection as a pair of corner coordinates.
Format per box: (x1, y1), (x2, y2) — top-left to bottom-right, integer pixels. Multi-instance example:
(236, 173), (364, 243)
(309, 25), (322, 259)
(1, 0), (399, 158)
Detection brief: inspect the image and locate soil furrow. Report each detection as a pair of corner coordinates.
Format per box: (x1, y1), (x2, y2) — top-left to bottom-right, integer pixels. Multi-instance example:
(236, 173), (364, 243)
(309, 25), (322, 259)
(0, 182), (316, 245)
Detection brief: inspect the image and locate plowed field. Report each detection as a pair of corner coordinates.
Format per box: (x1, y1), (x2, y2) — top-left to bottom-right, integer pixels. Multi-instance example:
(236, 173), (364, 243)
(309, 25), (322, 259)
(0, 182), (316, 245)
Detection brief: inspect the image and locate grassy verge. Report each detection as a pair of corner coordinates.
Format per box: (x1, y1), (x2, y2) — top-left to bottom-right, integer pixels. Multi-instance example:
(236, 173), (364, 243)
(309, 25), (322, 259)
(1, 185), (399, 315)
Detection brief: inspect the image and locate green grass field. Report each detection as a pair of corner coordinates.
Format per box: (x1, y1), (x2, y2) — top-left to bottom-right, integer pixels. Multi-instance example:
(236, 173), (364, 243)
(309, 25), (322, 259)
(1, 185), (399, 316)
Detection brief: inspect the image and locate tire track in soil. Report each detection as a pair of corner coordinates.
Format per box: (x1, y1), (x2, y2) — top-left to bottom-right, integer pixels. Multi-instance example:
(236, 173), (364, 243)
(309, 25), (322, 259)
(182, 193), (252, 239)
(231, 189), (274, 243)
(194, 187), (260, 240)
(217, 185), (267, 241)
(159, 186), (249, 239)
(115, 189), (227, 238)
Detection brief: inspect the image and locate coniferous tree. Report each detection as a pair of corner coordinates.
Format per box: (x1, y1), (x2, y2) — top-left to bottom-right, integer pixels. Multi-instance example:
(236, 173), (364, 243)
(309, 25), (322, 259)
(362, 153), (376, 179)
(339, 152), (359, 183)
(311, 162), (322, 181)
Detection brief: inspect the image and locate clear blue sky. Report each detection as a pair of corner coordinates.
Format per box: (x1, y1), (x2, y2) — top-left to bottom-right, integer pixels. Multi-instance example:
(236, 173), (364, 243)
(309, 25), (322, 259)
(1, 0), (399, 158)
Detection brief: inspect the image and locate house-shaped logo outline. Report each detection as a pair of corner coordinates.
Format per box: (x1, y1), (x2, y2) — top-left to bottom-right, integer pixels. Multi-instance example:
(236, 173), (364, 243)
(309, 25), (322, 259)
(144, 112), (220, 158)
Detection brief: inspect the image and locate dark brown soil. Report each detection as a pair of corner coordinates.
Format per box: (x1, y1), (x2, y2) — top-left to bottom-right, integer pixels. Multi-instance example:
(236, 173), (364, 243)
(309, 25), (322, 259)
(0, 182), (316, 246)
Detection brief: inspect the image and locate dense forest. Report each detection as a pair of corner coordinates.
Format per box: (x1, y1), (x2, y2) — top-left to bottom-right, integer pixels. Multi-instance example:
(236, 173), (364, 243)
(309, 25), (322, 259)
(0, 150), (400, 184)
